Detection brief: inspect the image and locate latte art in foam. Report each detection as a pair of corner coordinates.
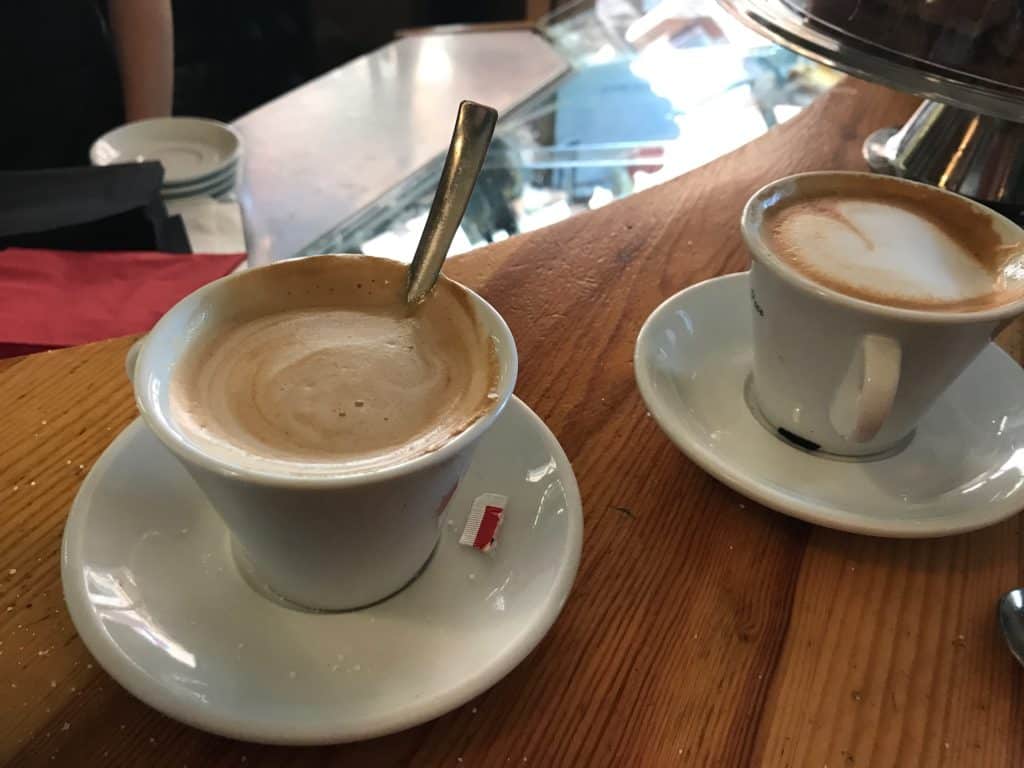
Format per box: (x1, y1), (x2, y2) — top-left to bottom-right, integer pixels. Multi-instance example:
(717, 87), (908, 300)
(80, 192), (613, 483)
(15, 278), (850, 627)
(168, 256), (498, 475)
(761, 181), (1024, 312)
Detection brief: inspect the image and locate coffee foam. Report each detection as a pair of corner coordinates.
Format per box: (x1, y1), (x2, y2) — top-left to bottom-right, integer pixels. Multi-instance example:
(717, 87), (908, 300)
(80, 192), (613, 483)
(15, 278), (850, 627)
(168, 256), (498, 475)
(761, 179), (1024, 312)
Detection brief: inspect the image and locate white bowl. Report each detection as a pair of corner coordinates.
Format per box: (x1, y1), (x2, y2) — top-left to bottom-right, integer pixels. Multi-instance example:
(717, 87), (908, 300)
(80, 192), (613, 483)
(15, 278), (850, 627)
(160, 170), (237, 201)
(160, 159), (237, 191)
(90, 117), (242, 185)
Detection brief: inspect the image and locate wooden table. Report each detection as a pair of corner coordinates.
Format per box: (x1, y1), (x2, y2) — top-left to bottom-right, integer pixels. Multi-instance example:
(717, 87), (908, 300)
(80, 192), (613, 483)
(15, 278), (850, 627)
(3, 79), (1023, 767)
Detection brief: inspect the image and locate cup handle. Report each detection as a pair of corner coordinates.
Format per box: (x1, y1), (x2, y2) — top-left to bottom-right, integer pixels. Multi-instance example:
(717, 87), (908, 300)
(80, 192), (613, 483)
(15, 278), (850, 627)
(125, 337), (144, 383)
(829, 334), (901, 443)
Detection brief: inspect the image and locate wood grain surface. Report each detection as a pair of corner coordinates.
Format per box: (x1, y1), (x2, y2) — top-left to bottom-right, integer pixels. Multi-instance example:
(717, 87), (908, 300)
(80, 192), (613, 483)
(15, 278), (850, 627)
(3, 79), (1022, 767)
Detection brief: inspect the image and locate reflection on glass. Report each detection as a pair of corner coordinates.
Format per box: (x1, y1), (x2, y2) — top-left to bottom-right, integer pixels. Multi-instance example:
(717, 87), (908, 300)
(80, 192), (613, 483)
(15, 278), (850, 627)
(416, 38), (454, 84)
(304, 0), (835, 261)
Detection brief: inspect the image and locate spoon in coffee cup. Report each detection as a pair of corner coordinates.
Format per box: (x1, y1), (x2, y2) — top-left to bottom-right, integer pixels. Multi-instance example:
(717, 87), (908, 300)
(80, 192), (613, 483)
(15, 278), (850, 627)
(406, 100), (498, 305)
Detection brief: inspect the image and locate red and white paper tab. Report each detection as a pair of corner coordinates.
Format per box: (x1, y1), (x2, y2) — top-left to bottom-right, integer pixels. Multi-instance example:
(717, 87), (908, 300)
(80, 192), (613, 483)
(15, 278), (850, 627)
(459, 493), (508, 552)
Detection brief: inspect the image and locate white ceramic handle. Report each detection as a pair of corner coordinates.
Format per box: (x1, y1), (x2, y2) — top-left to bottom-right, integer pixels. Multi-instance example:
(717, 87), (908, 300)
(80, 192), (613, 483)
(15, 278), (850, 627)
(125, 337), (144, 383)
(830, 334), (901, 443)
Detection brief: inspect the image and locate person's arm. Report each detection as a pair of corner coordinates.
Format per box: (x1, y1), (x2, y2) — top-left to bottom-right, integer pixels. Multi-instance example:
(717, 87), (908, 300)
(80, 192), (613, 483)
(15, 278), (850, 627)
(107, 0), (174, 122)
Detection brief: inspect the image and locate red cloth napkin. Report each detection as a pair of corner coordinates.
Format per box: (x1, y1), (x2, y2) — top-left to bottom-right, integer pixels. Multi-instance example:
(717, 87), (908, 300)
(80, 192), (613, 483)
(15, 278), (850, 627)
(0, 247), (246, 358)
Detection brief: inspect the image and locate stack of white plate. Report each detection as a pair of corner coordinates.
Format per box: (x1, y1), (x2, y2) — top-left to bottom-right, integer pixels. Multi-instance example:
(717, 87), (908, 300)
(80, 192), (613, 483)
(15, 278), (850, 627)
(90, 117), (242, 201)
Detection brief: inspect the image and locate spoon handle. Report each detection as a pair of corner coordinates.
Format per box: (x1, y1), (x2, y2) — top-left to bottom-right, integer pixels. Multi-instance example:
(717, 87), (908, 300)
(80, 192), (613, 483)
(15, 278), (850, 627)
(406, 100), (498, 304)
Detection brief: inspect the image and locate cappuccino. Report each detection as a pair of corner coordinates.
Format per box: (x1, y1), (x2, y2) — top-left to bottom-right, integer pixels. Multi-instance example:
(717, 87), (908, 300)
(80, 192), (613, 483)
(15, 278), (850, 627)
(761, 177), (1024, 311)
(168, 256), (497, 475)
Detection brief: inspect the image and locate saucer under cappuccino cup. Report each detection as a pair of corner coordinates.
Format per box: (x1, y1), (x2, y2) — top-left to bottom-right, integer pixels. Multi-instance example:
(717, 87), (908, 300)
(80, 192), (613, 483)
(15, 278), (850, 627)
(742, 171), (1024, 458)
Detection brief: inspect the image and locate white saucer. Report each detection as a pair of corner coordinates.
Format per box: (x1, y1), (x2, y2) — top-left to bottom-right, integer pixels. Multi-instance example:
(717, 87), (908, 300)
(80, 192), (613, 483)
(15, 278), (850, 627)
(160, 172), (237, 201)
(635, 272), (1024, 538)
(62, 397), (582, 744)
(90, 117), (241, 185)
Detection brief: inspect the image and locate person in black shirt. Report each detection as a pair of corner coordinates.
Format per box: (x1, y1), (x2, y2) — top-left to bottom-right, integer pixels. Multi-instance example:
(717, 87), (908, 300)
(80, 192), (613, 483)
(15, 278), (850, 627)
(0, 0), (174, 169)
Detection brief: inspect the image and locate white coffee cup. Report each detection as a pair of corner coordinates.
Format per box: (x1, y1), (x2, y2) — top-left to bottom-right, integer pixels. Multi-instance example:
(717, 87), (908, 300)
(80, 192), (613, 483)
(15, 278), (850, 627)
(126, 255), (517, 611)
(742, 171), (1024, 458)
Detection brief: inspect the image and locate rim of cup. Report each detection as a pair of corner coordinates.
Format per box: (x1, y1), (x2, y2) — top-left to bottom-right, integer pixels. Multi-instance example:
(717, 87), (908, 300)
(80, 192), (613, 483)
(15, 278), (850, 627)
(741, 170), (1024, 325)
(132, 255), (518, 489)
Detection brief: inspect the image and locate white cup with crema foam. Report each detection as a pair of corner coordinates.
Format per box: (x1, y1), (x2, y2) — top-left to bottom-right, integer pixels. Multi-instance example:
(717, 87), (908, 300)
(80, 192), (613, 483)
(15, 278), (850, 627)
(126, 254), (517, 611)
(742, 171), (1024, 458)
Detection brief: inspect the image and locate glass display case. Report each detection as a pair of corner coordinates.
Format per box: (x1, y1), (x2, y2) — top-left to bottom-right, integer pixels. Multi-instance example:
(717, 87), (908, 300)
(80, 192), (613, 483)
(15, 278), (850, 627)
(301, 0), (836, 261)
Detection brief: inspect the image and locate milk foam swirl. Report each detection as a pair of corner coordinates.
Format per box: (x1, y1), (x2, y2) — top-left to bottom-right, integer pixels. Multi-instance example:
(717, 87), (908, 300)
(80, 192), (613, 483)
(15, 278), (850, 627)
(169, 257), (497, 475)
(760, 178), (1024, 312)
